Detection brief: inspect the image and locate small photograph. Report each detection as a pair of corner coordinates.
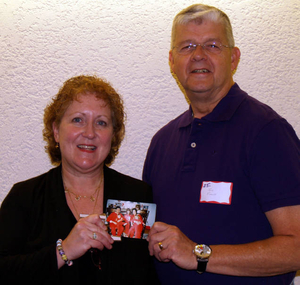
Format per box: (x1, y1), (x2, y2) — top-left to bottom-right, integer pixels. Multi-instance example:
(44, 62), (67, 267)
(105, 199), (156, 241)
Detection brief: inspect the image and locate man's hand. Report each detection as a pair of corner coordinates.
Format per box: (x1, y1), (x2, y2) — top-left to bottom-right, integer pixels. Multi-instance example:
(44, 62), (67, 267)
(147, 221), (197, 270)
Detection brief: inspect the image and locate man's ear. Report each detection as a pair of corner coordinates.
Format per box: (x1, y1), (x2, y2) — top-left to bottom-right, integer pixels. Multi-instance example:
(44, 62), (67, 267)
(231, 47), (241, 73)
(169, 49), (176, 74)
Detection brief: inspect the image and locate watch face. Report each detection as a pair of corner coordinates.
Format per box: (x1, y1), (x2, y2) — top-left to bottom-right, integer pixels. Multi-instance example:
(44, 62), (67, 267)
(194, 244), (212, 259)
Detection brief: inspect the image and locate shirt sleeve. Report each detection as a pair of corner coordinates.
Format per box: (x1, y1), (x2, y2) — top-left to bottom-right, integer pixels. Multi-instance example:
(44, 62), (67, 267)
(142, 152), (151, 185)
(249, 117), (300, 212)
(142, 135), (158, 186)
(0, 185), (59, 284)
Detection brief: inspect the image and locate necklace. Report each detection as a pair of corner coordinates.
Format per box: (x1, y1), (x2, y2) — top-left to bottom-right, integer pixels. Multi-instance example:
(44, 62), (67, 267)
(63, 171), (104, 219)
(64, 176), (102, 202)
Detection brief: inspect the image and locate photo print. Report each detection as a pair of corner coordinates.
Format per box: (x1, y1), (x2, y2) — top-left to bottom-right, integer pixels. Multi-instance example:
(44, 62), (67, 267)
(105, 199), (156, 241)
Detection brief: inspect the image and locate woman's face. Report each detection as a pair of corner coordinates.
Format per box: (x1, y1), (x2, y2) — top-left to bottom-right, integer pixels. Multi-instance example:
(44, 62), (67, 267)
(53, 93), (114, 175)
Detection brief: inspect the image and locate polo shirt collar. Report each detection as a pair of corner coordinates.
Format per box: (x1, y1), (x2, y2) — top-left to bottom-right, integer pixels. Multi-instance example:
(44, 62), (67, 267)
(178, 83), (247, 128)
(178, 106), (194, 128)
(204, 83), (247, 122)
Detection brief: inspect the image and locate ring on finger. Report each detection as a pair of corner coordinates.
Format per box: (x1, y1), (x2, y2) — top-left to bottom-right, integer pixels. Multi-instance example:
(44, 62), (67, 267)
(93, 232), (97, 240)
(158, 242), (164, 250)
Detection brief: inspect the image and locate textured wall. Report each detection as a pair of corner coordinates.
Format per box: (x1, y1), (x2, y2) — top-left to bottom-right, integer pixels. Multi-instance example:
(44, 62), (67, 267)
(0, 0), (300, 280)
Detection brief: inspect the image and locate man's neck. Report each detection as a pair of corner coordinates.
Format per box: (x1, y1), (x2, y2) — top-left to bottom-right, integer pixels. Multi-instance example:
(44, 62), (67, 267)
(191, 98), (222, 119)
(188, 82), (234, 119)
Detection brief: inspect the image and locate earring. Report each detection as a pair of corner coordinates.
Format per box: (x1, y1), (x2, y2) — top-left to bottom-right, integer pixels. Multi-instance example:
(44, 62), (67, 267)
(55, 142), (59, 149)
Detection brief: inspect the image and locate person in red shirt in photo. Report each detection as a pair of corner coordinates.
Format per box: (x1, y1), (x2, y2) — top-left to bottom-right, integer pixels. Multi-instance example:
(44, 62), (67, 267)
(107, 206), (125, 236)
(128, 208), (144, 239)
(124, 208), (132, 236)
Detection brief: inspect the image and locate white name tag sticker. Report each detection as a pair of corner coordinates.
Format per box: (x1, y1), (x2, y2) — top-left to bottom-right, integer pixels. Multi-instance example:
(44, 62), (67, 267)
(200, 181), (233, 205)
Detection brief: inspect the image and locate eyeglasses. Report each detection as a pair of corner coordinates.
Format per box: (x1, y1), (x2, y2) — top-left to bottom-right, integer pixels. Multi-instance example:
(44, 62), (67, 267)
(90, 248), (102, 270)
(174, 41), (232, 55)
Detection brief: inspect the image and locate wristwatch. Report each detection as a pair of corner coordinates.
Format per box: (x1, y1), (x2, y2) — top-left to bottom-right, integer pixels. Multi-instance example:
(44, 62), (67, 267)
(193, 244), (212, 274)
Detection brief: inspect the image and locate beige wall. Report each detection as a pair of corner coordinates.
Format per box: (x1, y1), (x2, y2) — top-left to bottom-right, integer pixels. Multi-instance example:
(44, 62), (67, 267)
(1, 0), (299, 280)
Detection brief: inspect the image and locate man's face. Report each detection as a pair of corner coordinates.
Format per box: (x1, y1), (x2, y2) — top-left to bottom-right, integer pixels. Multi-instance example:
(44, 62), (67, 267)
(169, 20), (240, 103)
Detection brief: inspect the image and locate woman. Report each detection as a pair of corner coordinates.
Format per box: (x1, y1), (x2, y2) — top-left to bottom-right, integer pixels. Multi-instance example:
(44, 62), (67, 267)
(124, 208), (132, 236)
(0, 75), (159, 284)
(128, 208), (145, 239)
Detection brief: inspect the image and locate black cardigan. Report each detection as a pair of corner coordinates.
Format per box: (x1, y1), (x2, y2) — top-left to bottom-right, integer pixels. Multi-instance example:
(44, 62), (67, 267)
(0, 165), (159, 284)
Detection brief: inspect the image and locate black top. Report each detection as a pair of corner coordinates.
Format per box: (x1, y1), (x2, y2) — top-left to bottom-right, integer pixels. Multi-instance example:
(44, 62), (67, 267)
(0, 165), (159, 284)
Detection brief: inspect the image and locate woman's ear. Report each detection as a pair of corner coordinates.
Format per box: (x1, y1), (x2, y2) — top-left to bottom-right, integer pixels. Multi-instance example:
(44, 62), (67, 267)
(52, 122), (59, 142)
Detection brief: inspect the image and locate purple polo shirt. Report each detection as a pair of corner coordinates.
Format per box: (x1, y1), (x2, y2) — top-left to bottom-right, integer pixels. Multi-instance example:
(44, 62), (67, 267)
(143, 84), (300, 285)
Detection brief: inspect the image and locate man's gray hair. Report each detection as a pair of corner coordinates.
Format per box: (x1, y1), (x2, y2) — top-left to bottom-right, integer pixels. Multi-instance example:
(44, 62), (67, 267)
(171, 4), (235, 48)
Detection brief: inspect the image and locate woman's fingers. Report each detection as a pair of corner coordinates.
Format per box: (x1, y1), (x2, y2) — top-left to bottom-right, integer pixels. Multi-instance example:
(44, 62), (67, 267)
(62, 214), (114, 260)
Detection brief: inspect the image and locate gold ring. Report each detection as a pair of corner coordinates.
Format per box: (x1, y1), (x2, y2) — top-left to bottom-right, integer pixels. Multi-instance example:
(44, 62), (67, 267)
(158, 242), (164, 250)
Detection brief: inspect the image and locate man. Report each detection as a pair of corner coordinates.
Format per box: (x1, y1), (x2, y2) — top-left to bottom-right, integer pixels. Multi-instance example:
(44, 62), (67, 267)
(143, 4), (300, 285)
(106, 206), (125, 236)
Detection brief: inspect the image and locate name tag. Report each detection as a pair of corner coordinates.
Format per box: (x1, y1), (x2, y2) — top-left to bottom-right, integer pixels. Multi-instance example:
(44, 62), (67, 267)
(200, 181), (233, 205)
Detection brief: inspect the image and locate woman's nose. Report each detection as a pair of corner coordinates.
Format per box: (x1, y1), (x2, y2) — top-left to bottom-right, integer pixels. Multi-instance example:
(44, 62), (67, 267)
(82, 123), (96, 138)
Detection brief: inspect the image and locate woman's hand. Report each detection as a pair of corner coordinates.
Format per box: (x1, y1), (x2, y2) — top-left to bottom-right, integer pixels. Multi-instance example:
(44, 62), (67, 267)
(57, 214), (114, 268)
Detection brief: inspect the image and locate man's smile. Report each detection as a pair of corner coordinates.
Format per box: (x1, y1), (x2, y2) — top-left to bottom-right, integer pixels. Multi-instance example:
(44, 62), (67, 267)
(191, 69), (210, 74)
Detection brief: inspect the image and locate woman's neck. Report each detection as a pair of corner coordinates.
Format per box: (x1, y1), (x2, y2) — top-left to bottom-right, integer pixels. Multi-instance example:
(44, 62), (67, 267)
(61, 164), (104, 194)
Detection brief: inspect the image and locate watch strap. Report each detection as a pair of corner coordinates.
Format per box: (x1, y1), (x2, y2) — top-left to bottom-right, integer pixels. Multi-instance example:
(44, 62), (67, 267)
(196, 258), (208, 274)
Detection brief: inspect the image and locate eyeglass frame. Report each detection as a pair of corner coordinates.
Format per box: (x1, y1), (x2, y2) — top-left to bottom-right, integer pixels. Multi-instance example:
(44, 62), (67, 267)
(173, 41), (233, 55)
(90, 248), (102, 270)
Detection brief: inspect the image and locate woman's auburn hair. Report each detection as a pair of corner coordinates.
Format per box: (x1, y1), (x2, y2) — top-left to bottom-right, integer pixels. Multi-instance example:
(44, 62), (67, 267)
(43, 75), (125, 166)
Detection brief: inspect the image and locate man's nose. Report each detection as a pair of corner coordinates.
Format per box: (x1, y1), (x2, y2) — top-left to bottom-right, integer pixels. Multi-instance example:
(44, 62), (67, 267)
(191, 44), (207, 61)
